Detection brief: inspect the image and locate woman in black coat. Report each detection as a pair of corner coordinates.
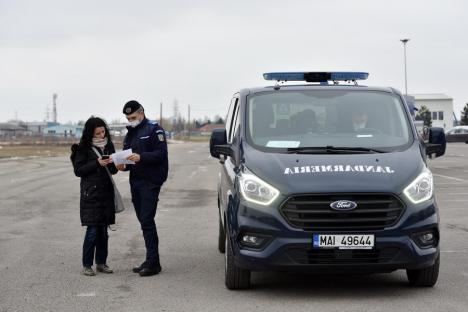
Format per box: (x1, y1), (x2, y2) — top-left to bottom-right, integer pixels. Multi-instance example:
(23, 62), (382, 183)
(73, 117), (118, 276)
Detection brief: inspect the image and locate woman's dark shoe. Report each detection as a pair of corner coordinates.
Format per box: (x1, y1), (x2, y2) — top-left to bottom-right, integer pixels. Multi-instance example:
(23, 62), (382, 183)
(132, 261), (148, 273)
(138, 264), (161, 277)
(96, 264), (113, 274)
(82, 267), (96, 276)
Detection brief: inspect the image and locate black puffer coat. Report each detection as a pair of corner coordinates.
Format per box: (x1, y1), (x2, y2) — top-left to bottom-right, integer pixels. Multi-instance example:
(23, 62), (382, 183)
(73, 142), (118, 226)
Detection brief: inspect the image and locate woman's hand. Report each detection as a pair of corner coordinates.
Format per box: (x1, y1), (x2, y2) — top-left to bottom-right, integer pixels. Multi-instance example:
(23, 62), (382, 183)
(97, 157), (112, 167)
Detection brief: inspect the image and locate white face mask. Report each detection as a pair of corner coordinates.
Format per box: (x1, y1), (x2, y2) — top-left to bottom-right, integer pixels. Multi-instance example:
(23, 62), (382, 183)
(127, 119), (141, 128)
(92, 137), (108, 148)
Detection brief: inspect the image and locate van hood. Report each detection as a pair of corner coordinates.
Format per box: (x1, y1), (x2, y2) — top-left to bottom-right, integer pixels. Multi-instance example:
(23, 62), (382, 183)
(242, 142), (425, 196)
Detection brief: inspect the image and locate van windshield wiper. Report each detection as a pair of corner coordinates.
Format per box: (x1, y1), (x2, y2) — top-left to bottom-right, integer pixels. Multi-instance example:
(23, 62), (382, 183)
(286, 146), (386, 154)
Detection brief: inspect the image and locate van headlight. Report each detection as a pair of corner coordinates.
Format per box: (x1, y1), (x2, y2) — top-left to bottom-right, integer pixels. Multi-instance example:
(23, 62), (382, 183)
(238, 170), (279, 206)
(403, 168), (433, 204)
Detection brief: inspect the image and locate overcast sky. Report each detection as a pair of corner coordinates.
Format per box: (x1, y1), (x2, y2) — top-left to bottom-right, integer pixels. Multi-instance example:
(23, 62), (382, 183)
(1, 0), (467, 124)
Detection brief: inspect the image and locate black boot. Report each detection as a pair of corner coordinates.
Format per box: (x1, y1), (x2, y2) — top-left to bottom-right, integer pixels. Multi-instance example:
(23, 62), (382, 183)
(132, 261), (148, 273)
(139, 263), (161, 277)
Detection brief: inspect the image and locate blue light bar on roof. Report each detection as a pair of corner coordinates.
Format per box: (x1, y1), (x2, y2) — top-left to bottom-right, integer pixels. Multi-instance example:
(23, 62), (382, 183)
(263, 72), (369, 82)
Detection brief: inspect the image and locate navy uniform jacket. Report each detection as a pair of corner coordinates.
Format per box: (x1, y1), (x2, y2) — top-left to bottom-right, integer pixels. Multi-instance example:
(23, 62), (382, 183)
(123, 118), (168, 187)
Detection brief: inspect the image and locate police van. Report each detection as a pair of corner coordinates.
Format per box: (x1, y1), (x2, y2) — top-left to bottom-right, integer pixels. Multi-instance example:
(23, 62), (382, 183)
(209, 72), (446, 289)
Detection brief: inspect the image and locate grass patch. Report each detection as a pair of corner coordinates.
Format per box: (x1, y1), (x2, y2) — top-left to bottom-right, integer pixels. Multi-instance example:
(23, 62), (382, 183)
(0, 145), (72, 158)
(172, 136), (210, 142)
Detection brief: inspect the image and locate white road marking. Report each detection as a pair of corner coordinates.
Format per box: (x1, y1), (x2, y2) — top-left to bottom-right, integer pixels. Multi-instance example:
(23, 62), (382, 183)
(441, 250), (468, 253)
(188, 150), (195, 154)
(433, 173), (467, 182)
(77, 292), (96, 297)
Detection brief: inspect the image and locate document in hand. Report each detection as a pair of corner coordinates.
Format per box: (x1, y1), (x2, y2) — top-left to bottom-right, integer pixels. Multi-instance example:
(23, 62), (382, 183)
(111, 149), (136, 165)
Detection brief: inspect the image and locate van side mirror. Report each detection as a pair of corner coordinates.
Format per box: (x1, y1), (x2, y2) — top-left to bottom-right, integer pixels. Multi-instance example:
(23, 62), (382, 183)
(210, 128), (232, 159)
(426, 127), (446, 158)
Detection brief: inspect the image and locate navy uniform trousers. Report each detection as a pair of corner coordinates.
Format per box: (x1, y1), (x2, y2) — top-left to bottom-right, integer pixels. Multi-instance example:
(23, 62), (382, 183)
(130, 179), (161, 265)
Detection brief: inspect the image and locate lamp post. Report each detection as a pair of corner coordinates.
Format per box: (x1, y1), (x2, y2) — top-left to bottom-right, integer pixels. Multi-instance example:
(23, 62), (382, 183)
(400, 39), (410, 95)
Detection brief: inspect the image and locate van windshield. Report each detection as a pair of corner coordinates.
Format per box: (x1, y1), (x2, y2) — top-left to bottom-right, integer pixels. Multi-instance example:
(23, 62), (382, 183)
(246, 90), (413, 153)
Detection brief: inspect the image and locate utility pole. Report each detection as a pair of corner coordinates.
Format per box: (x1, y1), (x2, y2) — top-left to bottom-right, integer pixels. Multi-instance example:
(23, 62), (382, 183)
(400, 39), (410, 95)
(52, 93), (58, 123)
(188, 104), (191, 141)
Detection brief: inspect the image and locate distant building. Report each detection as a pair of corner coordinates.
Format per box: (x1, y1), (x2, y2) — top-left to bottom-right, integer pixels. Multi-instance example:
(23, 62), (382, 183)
(196, 123), (225, 136)
(24, 122), (49, 135)
(0, 123), (28, 137)
(108, 123), (128, 137)
(411, 93), (454, 130)
(43, 124), (83, 137)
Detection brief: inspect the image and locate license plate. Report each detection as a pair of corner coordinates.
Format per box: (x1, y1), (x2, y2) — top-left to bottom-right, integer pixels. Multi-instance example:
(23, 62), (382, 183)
(313, 234), (374, 249)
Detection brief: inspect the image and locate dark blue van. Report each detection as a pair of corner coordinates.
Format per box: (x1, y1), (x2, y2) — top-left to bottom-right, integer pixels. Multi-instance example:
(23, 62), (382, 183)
(210, 72), (446, 289)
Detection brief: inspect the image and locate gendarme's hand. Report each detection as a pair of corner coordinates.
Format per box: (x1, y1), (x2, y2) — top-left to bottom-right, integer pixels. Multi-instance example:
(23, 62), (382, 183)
(97, 158), (112, 167)
(127, 153), (141, 163)
(116, 164), (126, 171)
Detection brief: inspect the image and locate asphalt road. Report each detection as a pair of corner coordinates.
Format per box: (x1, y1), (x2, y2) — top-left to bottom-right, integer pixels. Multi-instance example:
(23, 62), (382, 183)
(0, 142), (467, 312)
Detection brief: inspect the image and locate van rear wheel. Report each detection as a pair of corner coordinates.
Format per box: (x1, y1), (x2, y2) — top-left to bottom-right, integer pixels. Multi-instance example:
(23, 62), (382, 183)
(406, 255), (440, 287)
(225, 231), (250, 290)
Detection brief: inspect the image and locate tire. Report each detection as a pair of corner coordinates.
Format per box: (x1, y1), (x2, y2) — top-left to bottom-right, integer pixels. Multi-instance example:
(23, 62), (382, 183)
(218, 217), (226, 254)
(225, 229), (251, 290)
(406, 255), (440, 287)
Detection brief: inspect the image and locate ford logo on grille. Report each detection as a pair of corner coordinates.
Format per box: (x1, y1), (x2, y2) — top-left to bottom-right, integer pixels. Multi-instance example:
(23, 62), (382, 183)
(330, 200), (358, 211)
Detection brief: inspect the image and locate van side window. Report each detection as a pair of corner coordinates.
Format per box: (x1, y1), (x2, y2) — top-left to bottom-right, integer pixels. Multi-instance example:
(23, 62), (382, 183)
(226, 98), (239, 143)
(225, 98), (236, 138)
(229, 99), (240, 143)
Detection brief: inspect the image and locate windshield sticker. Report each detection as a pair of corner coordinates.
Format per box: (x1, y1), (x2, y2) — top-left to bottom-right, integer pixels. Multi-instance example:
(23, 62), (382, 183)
(356, 134), (373, 138)
(284, 165), (395, 175)
(266, 141), (300, 148)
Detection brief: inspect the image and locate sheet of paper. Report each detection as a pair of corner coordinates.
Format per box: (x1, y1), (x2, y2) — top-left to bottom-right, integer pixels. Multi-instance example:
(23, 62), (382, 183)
(111, 149), (135, 165)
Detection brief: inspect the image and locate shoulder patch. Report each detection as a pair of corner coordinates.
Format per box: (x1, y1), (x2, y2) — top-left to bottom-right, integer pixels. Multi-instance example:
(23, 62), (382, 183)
(157, 133), (165, 142)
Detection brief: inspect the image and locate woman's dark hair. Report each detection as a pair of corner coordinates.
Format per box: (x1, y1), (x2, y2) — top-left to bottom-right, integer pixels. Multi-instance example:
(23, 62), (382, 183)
(79, 116), (112, 148)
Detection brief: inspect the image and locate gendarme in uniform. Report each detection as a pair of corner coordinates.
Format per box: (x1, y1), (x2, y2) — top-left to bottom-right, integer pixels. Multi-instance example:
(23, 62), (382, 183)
(122, 100), (168, 276)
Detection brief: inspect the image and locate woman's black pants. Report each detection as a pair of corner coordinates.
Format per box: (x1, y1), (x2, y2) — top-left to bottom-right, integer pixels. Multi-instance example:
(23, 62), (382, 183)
(82, 225), (108, 267)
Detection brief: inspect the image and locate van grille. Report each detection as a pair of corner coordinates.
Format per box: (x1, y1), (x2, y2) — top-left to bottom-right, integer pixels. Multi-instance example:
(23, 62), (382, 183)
(280, 193), (405, 231)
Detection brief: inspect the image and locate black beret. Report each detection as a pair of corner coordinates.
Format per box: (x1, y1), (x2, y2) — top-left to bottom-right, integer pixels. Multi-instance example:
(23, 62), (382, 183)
(123, 100), (144, 115)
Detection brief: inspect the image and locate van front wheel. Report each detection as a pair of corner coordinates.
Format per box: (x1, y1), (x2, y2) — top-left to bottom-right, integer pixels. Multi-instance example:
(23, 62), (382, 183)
(225, 231), (250, 290)
(406, 255), (440, 287)
(218, 216), (226, 254)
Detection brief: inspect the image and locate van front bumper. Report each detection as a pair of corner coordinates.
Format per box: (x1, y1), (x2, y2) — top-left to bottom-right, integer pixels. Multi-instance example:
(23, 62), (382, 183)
(228, 198), (439, 273)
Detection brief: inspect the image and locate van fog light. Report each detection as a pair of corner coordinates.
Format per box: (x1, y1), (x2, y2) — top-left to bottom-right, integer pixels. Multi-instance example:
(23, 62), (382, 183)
(420, 233), (434, 243)
(412, 230), (438, 248)
(242, 235), (260, 245)
(239, 233), (271, 249)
